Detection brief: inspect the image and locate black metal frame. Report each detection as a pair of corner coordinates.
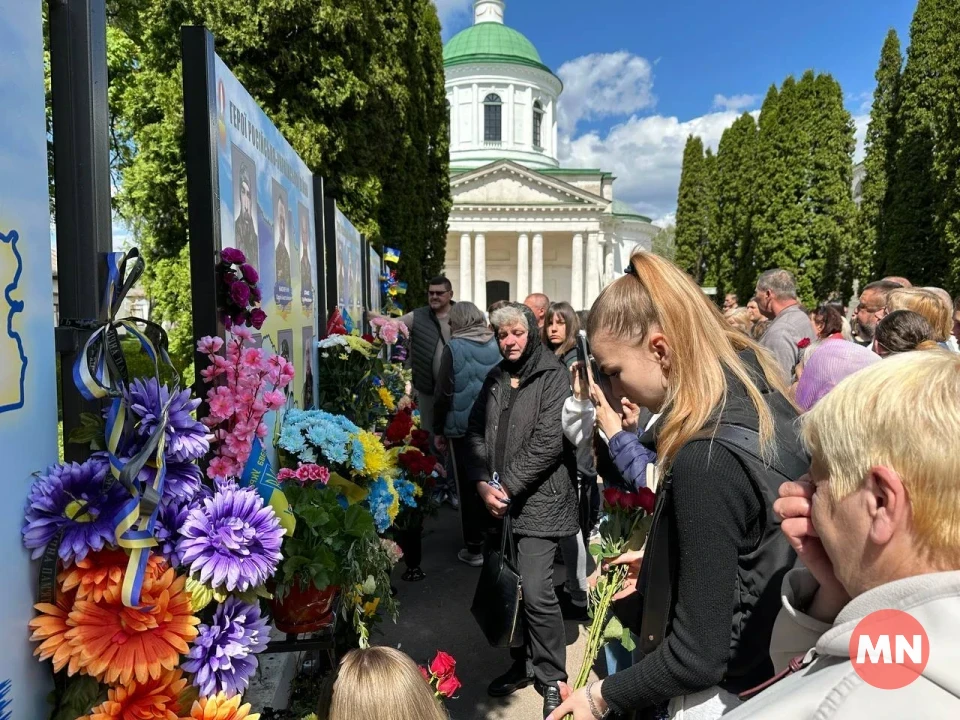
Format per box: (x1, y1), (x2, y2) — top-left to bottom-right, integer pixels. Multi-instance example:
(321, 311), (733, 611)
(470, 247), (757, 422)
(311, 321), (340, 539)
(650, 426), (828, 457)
(360, 234), (370, 329)
(49, 0), (114, 462)
(181, 26), (224, 403)
(312, 178), (329, 328)
(322, 195), (339, 323)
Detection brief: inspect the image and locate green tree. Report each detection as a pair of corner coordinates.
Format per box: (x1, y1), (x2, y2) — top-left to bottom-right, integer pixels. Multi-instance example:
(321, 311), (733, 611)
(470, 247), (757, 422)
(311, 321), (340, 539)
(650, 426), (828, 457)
(674, 135), (709, 283)
(651, 224), (676, 262)
(106, 0), (449, 368)
(931, 10), (960, 292)
(713, 112), (759, 302)
(859, 29), (902, 284)
(883, 0), (955, 285)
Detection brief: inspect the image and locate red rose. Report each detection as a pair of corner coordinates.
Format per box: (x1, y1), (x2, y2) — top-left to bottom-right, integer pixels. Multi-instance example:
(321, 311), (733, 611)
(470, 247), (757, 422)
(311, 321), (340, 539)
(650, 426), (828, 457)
(419, 665), (430, 683)
(619, 491), (640, 509)
(410, 429), (430, 452)
(249, 308), (267, 330)
(429, 650), (456, 679)
(637, 487), (656, 514)
(797, 337), (811, 349)
(362, 333), (375, 343)
(436, 674), (461, 698)
(603, 487), (623, 509)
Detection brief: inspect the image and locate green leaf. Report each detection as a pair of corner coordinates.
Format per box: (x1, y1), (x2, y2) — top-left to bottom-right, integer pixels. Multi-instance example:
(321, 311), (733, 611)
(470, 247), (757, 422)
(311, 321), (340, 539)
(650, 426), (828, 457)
(602, 615), (625, 643)
(68, 412), (106, 449)
(50, 675), (102, 720)
(621, 628), (637, 652)
(588, 543), (603, 559)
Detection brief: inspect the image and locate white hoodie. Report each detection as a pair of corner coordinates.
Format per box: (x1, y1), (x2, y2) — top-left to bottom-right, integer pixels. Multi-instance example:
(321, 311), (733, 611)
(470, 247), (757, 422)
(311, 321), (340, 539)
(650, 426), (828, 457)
(724, 569), (960, 720)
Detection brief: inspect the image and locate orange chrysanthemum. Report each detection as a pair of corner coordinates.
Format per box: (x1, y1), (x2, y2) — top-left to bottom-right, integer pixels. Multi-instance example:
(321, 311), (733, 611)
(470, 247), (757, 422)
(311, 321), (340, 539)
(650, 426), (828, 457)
(183, 694), (260, 720)
(28, 599), (82, 676)
(66, 568), (200, 686)
(60, 549), (167, 604)
(78, 668), (188, 720)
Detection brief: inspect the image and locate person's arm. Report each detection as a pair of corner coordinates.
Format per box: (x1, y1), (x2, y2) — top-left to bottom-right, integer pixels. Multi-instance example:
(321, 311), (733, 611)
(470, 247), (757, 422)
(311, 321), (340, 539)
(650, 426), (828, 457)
(607, 432), (657, 490)
(399, 311), (414, 333)
(500, 371), (571, 498)
(601, 442), (760, 713)
(463, 375), (493, 485)
(768, 568), (833, 673)
(433, 346), (454, 436)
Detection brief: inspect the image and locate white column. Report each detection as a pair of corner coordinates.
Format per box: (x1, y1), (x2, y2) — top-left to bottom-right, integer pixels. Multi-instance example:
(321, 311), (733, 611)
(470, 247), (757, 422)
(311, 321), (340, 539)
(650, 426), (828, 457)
(459, 233), (472, 302)
(585, 231), (600, 308)
(571, 233), (584, 311)
(473, 83), (480, 145)
(474, 233), (487, 310)
(531, 233), (543, 294)
(516, 233), (529, 301)
(603, 239), (615, 287)
(507, 83), (515, 146)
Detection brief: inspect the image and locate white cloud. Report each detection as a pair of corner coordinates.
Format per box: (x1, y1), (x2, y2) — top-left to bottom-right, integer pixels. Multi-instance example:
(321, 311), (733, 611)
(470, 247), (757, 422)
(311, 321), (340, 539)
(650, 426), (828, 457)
(712, 93), (759, 112)
(652, 212), (676, 229)
(433, 0), (473, 30)
(557, 52), (655, 136)
(560, 110), (750, 221)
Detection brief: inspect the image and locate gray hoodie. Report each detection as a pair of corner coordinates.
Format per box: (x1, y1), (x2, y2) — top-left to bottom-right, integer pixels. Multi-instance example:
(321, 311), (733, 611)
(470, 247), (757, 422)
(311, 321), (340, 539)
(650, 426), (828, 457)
(724, 568), (960, 720)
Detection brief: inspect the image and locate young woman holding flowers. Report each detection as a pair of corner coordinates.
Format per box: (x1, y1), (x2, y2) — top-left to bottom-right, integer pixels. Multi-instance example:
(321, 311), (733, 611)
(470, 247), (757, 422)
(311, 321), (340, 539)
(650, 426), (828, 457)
(548, 252), (807, 720)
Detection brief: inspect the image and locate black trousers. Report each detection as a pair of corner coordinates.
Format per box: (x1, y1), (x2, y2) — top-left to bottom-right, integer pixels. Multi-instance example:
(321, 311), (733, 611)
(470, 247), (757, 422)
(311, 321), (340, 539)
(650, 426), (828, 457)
(450, 437), (490, 553)
(506, 535), (567, 685)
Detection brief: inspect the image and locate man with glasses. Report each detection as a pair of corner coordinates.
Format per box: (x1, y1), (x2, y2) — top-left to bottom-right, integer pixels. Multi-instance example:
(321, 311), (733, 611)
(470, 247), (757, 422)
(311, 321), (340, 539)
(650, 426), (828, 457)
(854, 279), (902, 345)
(400, 277), (456, 503)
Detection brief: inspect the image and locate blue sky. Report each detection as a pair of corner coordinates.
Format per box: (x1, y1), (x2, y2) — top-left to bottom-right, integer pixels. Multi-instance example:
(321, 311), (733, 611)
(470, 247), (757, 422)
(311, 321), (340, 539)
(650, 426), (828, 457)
(436, 0), (917, 223)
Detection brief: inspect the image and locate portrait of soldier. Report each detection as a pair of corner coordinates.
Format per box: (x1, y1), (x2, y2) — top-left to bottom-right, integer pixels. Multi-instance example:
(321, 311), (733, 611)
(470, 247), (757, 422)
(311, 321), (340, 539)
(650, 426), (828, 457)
(299, 209), (313, 297)
(275, 194), (292, 288)
(234, 163), (258, 262)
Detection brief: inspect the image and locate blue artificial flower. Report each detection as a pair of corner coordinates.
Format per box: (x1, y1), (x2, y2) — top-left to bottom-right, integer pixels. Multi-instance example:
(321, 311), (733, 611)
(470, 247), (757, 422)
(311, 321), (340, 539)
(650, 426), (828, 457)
(350, 438), (366, 472)
(395, 478), (418, 509)
(365, 478), (394, 533)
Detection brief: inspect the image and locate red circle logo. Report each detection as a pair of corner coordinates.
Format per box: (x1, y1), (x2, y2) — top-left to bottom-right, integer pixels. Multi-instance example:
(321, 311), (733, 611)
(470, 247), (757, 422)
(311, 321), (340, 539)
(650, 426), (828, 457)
(849, 609), (929, 689)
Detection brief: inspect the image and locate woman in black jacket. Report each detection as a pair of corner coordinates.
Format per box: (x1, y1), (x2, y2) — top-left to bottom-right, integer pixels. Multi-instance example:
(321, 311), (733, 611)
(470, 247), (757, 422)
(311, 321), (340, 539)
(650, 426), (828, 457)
(465, 303), (579, 719)
(548, 253), (806, 720)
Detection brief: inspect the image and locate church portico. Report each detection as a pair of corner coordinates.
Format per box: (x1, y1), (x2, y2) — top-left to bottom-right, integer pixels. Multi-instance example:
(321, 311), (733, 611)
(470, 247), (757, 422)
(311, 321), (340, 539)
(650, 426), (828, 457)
(443, 0), (656, 311)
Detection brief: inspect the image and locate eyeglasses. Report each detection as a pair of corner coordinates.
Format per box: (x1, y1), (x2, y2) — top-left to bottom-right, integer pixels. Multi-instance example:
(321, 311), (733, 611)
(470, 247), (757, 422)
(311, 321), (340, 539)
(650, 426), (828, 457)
(856, 304), (883, 314)
(428, 290), (449, 297)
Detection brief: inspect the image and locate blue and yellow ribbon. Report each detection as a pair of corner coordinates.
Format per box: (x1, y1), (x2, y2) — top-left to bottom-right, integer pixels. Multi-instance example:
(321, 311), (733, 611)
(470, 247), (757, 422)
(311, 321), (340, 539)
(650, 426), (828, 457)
(71, 249), (179, 607)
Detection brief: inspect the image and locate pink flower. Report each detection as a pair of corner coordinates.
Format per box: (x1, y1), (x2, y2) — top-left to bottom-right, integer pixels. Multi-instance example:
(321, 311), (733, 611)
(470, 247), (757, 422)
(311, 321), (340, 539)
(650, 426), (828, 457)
(256, 423), (268, 438)
(263, 390), (286, 411)
(207, 455), (233, 480)
(200, 364), (223, 383)
(371, 316), (385, 328)
(249, 308), (267, 329)
(381, 325), (399, 344)
(242, 347), (263, 366)
(232, 326), (253, 343)
(295, 464), (330, 484)
(198, 336), (224, 355)
(207, 388), (235, 420)
(277, 468), (297, 482)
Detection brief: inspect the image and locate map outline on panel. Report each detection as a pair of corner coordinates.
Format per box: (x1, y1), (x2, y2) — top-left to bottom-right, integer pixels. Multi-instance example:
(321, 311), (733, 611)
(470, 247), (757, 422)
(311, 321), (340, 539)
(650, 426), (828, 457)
(0, 229), (27, 414)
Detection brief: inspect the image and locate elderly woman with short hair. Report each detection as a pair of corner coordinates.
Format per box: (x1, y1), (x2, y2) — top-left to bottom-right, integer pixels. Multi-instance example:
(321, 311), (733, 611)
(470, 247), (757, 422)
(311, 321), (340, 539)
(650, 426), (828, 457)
(464, 302), (579, 719)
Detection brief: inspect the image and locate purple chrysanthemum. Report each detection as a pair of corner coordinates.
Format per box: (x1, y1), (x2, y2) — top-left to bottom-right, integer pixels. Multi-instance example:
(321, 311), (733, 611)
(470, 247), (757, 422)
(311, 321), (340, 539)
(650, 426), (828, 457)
(155, 499), (192, 568)
(160, 460), (203, 505)
(182, 597), (269, 697)
(126, 378), (209, 463)
(177, 483), (283, 592)
(21, 457), (128, 564)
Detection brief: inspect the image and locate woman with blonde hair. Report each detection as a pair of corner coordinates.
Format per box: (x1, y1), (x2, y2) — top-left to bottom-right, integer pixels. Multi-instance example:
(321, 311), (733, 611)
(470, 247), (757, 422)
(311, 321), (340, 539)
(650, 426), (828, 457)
(885, 287), (951, 343)
(548, 252), (807, 720)
(724, 307), (753, 336)
(320, 646), (448, 720)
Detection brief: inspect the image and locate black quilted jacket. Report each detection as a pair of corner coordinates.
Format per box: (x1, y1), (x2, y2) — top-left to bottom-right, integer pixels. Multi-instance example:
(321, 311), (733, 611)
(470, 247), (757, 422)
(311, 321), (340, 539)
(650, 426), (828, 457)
(463, 344), (580, 538)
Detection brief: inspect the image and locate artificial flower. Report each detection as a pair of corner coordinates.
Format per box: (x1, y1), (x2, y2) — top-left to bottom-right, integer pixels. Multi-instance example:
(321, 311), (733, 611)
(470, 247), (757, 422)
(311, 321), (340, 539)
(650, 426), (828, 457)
(58, 548), (164, 604)
(64, 568), (200, 685)
(178, 483), (283, 593)
(380, 538), (403, 564)
(377, 386), (396, 411)
(220, 248), (246, 265)
(239, 264), (259, 284)
(78, 668), (188, 720)
(295, 463), (330, 484)
(160, 460), (203, 505)
(198, 336), (224, 355)
(126, 379), (209, 463)
(385, 409), (414, 445)
(185, 694), (259, 720)
(28, 600), (81, 675)
(182, 597), (269, 698)
(410, 429), (430, 453)
(365, 478), (401, 533)
(155, 500), (192, 568)
(22, 457), (128, 564)
(249, 308), (267, 330)
(353, 430), (392, 479)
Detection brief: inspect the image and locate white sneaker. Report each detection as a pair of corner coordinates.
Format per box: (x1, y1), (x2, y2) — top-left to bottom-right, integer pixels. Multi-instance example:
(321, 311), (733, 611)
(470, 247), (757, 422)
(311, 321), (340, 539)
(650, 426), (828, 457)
(458, 549), (484, 567)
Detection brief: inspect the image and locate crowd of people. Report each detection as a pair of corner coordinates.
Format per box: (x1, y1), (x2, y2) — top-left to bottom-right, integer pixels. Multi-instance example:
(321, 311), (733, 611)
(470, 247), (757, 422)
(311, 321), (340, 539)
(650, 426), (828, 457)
(322, 256), (960, 720)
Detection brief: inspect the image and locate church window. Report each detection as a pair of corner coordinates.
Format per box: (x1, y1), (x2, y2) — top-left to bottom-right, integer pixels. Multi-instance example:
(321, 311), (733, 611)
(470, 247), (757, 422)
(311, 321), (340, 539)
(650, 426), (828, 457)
(533, 100), (544, 148)
(484, 93), (502, 142)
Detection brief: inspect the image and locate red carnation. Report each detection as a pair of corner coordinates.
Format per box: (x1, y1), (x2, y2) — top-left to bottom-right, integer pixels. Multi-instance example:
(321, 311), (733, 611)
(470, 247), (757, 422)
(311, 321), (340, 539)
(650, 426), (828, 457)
(386, 412), (414, 445)
(410, 429), (430, 452)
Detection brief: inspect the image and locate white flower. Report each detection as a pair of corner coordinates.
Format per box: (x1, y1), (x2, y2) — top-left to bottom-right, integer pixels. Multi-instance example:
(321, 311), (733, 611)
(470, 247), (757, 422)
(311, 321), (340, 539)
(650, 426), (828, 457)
(318, 335), (349, 349)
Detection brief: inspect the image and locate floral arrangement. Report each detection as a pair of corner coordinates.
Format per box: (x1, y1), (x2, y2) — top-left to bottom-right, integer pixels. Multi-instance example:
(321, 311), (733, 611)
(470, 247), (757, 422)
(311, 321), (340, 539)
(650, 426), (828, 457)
(198, 330), (295, 477)
(369, 315), (409, 346)
(419, 650), (462, 701)
(572, 486), (656, 690)
(218, 248), (266, 330)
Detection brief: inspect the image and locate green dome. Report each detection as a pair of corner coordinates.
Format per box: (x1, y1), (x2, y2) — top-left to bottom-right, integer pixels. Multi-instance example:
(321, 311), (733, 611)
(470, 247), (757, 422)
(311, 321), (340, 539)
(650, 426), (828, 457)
(443, 23), (553, 75)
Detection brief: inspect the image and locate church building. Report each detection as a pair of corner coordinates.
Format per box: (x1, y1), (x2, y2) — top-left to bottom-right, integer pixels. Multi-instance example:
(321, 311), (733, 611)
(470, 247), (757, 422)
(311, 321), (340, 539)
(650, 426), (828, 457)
(442, 0), (657, 311)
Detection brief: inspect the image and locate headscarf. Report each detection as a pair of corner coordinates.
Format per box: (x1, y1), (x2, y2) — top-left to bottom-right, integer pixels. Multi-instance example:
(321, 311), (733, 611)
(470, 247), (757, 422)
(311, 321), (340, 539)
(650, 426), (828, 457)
(795, 340), (880, 412)
(494, 303), (545, 380)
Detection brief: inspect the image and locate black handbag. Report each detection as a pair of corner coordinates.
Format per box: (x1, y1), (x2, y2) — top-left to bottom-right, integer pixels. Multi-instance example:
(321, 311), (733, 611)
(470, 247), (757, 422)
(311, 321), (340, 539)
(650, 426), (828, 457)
(471, 515), (524, 648)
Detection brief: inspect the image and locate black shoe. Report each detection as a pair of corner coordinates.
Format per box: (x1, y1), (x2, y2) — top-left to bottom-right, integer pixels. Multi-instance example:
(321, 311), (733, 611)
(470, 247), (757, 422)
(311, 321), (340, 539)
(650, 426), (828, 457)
(542, 684), (562, 718)
(488, 664), (535, 697)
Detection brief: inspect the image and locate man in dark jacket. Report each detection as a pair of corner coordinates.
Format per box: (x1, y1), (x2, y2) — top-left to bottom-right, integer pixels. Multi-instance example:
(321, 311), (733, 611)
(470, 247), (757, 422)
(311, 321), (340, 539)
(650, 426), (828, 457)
(465, 303), (579, 719)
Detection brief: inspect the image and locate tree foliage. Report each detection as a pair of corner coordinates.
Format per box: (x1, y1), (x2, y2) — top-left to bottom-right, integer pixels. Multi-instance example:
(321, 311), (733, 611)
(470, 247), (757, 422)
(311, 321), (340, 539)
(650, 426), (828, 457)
(650, 225), (676, 262)
(859, 29), (902, 284)
(674, 135), (709, 283)
(102, 0), (449, 368)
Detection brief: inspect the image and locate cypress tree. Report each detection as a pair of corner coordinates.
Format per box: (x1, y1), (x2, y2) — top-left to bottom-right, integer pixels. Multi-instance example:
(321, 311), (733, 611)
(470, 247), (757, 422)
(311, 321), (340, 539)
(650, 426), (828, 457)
(674, 135), (709, 283)
(932, 10), (960, 292)
(714, 112), (759, 302)
(859, 29), (902, 284)
(883, 0), (954, 285)
(702, 147), (720, 291)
